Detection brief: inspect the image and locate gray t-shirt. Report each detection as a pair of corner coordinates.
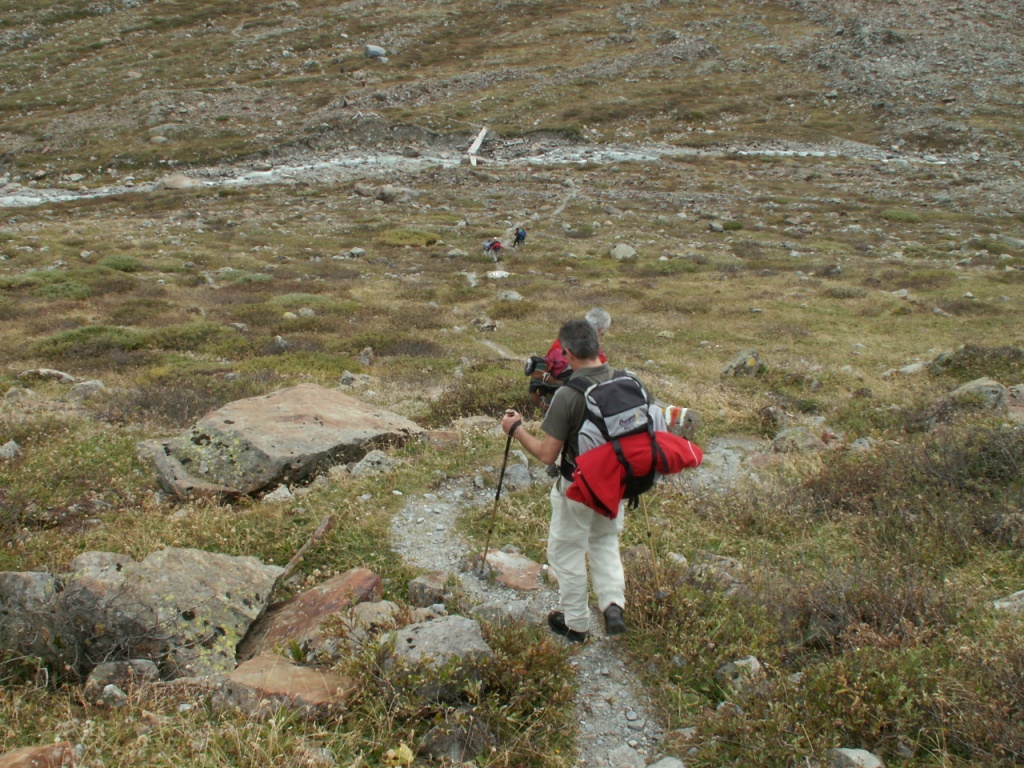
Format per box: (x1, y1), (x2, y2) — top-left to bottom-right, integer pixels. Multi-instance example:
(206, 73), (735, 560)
(540, 362), (614, 470)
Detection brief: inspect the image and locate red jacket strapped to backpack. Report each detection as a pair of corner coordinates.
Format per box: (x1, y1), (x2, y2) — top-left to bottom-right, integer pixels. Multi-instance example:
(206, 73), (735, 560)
(566, 432), (703, 518)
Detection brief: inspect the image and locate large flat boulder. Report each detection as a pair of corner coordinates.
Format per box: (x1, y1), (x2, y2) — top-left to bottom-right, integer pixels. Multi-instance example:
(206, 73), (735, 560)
(137, 383), (423, 498)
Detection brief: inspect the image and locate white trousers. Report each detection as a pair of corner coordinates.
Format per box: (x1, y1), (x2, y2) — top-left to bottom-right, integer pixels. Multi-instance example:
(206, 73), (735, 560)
(547, 477), (626, 633)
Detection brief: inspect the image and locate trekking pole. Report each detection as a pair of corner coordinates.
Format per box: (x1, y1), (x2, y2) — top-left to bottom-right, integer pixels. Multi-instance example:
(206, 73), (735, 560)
(639, 494), (664, 599)
(479, 418), (518, 575)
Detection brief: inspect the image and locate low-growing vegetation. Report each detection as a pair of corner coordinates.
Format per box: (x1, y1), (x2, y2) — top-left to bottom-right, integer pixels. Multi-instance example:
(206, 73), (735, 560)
(1, 0), (1023, 765)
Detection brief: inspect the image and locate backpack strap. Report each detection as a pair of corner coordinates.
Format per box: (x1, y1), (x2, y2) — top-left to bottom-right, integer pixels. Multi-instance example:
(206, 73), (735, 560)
(559, 371), (610, 480)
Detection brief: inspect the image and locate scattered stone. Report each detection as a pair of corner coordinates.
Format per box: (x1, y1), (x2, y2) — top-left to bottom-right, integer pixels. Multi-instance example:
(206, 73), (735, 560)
(85, 659), (161, 701)
(609, 243), (638, 261)
(262, 485), (293, 503)
(18, 368), (76, 385)
(993, 590), (1024, 613)
(356, 347), (375, 366)
(480, 549), (545, 591)
(388, 615), (494, 702)
(68, 380), (106, 400)
(0, 440), (22, 461)
(949, 377), (1007, 412)
(4, 387), (35, 401)
(647, 757), (686, 768)
(898, 363), (925, 375)
(471, 316), (497, 331)
(365, 44), (387, 58)
(157, 173), (201, 190)
(350, 448), (404, 476)
(71, 548), (282, 678)
(0, 743), (75, 768)
(417, 707), (497, 764)
(714, 655), (765, 697)
(721, 349), (762, 377)
(238, 568), (383, 662)
(409, 571), (449, 608)
(0, 572), (61, 663)
(825, 747), (886, 768)
(772, 426), (827, 453)
(213, 653), (357, 718)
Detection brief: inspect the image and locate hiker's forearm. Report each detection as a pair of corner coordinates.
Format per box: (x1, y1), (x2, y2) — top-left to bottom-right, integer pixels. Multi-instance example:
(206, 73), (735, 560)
(513, 426), (562, 465)
(501, 411), (563, 465)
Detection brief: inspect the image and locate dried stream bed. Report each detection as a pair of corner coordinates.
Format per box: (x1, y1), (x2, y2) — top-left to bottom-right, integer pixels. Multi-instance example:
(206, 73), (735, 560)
(0, 135), (965, 209)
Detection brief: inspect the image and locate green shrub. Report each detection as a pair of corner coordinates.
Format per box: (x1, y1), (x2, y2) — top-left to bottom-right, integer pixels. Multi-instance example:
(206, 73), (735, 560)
(98, 254), (144, 273)
(488, 300), (536, 321)
(32, 281), (91, 300)
(107, 298), (175, 325)
(148, 321), (238, 352)
(424, 365), (529, 426)
(80, 266), (138, 295)
(880, 209), (921, 223)
(373, 337), (448, 358)
(378, 228), (440, 247)
(91, 369), (279, 429)
(33, 325), (146, 360)
(0, 274), (45, 292)
(825, 285), (868, 299)
(217, 269), (273, 284)
(565, 223), (595, 239)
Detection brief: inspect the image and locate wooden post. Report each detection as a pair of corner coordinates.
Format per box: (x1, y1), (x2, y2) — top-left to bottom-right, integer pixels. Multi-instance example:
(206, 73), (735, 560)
(468, 126), (487, 167)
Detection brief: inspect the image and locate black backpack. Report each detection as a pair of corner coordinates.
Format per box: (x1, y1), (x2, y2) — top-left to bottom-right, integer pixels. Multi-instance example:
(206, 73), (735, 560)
(564, 371), (667, 508)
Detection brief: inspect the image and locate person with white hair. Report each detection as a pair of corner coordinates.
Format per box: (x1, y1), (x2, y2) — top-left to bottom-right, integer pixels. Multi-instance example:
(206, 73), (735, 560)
(528, 307), (610, 411)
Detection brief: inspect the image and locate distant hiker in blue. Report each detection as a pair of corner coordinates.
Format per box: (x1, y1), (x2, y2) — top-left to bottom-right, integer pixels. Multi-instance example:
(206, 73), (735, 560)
(513, 227), (526, 248)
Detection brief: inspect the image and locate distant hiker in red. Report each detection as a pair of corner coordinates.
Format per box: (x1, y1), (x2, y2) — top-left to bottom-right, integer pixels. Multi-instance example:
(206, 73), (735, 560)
(484, 238), (502, 262)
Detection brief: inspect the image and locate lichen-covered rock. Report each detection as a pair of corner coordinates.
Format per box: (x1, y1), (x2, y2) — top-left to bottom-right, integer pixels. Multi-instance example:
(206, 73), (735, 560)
(138, 383), (422, 498)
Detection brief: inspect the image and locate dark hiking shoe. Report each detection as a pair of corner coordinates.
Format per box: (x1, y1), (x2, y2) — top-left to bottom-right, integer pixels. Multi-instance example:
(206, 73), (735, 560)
(548, 611), (588, 644)
(603, 604), (628, 636)
(545, 463), (560, 478)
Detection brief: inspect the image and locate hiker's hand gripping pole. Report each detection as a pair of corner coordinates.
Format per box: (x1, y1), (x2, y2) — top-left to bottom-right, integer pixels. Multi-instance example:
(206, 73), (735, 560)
(479, 411), (520, 574)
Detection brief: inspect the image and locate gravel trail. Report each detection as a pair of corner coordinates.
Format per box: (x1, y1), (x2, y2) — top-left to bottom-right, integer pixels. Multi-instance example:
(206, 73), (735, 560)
(390, 472), (671, 767)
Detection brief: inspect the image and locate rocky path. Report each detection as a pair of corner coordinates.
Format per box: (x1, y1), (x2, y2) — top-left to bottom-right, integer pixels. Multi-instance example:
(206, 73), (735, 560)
(389, 470), (672, 768)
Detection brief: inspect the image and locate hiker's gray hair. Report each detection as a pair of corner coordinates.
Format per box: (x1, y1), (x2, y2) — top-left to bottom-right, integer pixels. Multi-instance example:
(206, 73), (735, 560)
(559, 319), (600, 360)
(585, 307), (612, 333)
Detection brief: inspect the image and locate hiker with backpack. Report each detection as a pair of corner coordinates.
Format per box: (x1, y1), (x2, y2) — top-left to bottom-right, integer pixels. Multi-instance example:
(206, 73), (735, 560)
(526, 307), (610, 412)
(501, 319), (702, 644)
(483, 237), (502, 262)
(513, 227), (526, 248)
